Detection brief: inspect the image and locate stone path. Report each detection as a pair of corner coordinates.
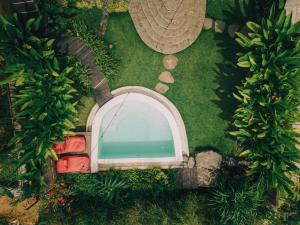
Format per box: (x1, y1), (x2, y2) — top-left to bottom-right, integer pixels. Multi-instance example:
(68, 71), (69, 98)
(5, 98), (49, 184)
(285, 0), (300, 24)
(155, 54), (177, 93)
(128, 0), (206, 54)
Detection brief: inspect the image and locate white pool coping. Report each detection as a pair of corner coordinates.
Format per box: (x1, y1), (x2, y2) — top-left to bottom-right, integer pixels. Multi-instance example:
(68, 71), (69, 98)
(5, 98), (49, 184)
(86, 86), (189, 172)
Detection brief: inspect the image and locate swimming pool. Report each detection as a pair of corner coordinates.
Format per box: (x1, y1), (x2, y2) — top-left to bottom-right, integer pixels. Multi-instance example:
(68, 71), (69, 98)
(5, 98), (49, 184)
(99, 96), (175, 158)
(88, 86), (188, 172)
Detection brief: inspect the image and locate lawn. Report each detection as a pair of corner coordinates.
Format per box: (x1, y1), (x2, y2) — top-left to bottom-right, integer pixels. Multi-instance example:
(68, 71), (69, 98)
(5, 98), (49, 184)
(75, 8), (244, 154)
(104, 13), (243, 155)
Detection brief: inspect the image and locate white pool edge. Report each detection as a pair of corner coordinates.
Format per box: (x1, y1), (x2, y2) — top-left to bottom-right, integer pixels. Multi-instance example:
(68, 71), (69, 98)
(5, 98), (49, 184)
(86, 86), (189, 172)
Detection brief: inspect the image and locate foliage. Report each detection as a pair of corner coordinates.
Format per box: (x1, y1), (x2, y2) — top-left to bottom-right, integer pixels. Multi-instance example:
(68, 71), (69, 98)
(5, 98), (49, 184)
(70, 19), (118, 80)
(209, 184), (262, 225)
(36, 0), (78, 31)
(42, 182), (72, 213)
(64, 56), (92, 96)
(61, 173), (129, 203)
(75, 0), (128, 12)
(0, 14), (78, 194)
(38, 192), (208, 225)
(115, 168), (176, 196)
(230, 4), (300, 196)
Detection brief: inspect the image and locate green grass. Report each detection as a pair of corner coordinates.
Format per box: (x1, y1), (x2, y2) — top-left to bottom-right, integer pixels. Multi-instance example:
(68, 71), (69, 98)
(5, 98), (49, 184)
(75, 6), (246, 154)
(102, 13), (243, 154)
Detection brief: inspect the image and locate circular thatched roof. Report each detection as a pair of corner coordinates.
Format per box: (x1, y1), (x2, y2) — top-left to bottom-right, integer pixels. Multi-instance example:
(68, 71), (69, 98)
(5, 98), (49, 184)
(128, 0), (206, 54)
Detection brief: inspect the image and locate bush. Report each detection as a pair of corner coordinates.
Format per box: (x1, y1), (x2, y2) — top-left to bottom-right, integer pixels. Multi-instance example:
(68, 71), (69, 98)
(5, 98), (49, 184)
(0, 15), (78, 194)
(61, 173), (129, 203)
(64, 56), (92, 96)
(116, 168), (176, 196)
(209, 184), (262, 225)
(76, 0), (128, 12)
(230, 3), (300, 196)
(70, 19), (118, 80)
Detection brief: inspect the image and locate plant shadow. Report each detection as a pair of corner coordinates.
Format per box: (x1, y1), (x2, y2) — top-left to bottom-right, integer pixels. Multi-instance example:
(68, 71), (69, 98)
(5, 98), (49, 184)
(212, 33), (246, 135)
(221, 0), (257, 25)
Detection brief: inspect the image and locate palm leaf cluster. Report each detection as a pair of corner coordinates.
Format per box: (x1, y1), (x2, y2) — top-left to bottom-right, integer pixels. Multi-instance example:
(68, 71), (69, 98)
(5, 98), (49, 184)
(209, 184), (262, 225)
(0, 14), (78, 194)
(231, 4), (300, 196)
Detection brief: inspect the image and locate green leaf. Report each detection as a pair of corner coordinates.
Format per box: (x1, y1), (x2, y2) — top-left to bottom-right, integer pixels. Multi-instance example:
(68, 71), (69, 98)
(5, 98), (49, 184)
(46, 39), (55, 47)
(246, 21), (261, 32)
(237, 61), (251, 68)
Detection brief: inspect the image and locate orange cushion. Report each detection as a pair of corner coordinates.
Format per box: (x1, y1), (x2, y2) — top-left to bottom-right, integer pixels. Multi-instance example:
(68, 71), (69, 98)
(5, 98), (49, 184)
(56, 156), (90, 173)
(54, 136), (86, 154)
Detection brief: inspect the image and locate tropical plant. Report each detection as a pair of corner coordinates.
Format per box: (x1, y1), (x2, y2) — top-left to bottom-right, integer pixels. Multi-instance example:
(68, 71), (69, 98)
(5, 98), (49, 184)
(36, 0), (78, 31)
(66, 56), (92, 96)
(208, 184), (262, 225)
(70, 19), (118, 80)
(64, 173), (129, 203)
(0, 14), (78, 194)
(231, 4), (300, 197)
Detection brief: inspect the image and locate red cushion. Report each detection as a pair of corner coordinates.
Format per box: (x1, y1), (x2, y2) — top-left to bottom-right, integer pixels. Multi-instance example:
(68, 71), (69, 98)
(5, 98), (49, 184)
(56, 156), (90, 173)
(54, 136), (86, 154)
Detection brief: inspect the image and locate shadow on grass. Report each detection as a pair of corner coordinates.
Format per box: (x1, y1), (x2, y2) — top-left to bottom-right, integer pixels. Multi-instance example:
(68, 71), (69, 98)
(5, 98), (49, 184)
(212, 33), (246, 144)
(220, 0), (257, 25)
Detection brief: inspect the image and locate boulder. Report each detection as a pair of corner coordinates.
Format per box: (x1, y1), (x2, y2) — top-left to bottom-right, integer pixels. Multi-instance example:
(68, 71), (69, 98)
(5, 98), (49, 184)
(195, 150), (222, 187)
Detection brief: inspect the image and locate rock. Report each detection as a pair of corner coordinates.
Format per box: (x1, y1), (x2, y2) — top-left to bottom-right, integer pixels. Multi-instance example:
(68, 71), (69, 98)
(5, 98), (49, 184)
(215, 20), (226, 33)
(155, 82), (169, 93)
(175, 168), (198, 189)
(203, 17), (213, 30)
(163, 55), (178, 70)
(195, 150), (222, 187)
(227, 24), (240, 38)
(158, 71), (174, 83)
(187, 157), (195, 168)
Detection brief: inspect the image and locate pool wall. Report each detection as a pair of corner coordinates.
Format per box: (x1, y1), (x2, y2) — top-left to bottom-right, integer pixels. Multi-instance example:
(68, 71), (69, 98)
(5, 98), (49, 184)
(86, 86), (189, 172)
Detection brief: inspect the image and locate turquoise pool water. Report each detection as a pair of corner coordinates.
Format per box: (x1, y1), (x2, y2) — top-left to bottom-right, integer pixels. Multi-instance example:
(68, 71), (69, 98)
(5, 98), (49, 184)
(98, 99), (175, 159)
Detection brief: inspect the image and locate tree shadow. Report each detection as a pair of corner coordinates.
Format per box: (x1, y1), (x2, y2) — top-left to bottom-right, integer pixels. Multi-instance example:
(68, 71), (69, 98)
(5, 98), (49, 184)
(221, 0), (257, 25)
(212, 33), (247, 136)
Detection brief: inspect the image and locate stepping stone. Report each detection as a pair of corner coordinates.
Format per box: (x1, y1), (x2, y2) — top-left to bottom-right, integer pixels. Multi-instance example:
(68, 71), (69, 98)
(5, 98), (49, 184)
(227, 24), (240, 38)
(203, 17), (213, 30)
(158, 71), (174, 83)
(155, 82), (169, 93)
(215, 20), (226, 33)
(163, 55), (178, 70)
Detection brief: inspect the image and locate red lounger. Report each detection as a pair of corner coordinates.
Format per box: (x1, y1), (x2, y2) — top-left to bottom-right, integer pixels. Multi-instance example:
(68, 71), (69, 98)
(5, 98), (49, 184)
(54, 136), (86, 154)
(56, 155), (90, 173)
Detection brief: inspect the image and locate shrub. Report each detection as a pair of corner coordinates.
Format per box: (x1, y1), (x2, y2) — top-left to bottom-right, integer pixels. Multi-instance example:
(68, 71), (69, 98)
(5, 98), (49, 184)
(70, 19), (118, 80)
(0, 15), (78, 194)
(116, 168), (176, 196)
(36, 0), (78, 31)
(62, 173), (129, 203)
(230, 3), (300, 196)
(76, 0), (128, 12)
(42, 182), (72, 213)
(209, 184), (262, 225)
(64, 56), (92, 96)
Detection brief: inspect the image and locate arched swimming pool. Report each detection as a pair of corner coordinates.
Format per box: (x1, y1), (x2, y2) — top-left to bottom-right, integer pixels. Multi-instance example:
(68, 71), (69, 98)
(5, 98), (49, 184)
(87, 86), (188, 172)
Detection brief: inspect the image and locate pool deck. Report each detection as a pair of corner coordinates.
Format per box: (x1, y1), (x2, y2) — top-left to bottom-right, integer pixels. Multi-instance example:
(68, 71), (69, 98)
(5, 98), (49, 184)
(86, 86), (189, 171)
